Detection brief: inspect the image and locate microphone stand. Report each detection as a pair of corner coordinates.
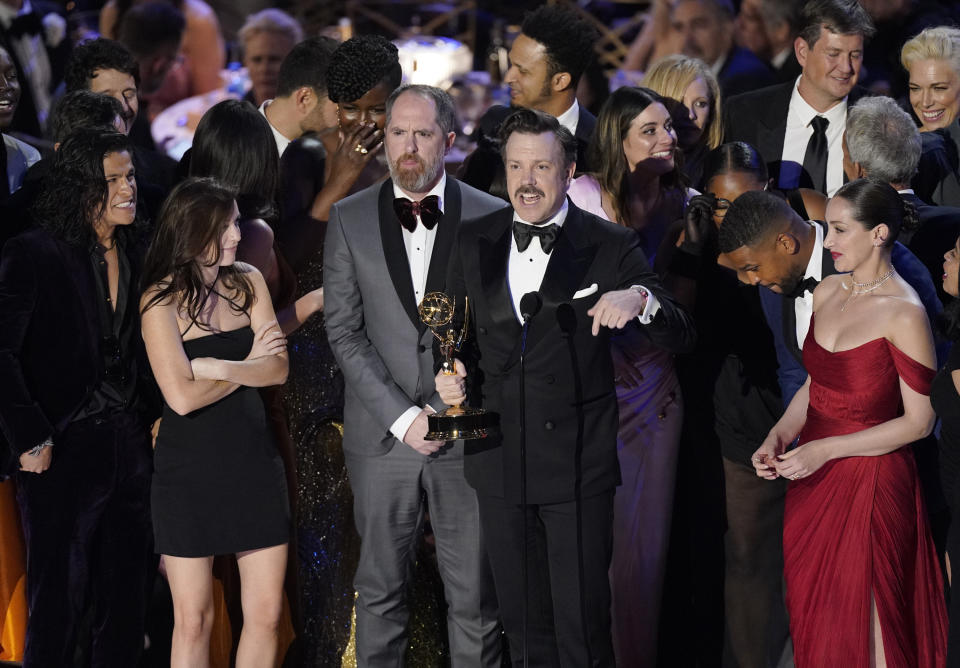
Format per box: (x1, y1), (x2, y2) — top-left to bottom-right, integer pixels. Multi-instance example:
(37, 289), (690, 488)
(518, 291), (541, 668)
(556, 303), (592, 665)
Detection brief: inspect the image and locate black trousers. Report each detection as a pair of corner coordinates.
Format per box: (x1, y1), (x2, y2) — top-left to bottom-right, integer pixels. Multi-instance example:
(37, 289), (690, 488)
(16, 410), (153, 668)
(477, 491), (615, 668)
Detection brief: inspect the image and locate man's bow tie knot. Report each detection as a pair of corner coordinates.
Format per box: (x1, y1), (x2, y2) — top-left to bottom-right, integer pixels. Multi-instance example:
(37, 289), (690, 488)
(393, 195), (440, 232)
(513, 221), (559, 254)
(791, 276), (819, 298)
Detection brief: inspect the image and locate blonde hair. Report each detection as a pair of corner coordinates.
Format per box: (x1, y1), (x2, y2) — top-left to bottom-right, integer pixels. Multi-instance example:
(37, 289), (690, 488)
(239, 9), (303, 48)
(901, 26), (960, 78)
(643, 54), (723, 149)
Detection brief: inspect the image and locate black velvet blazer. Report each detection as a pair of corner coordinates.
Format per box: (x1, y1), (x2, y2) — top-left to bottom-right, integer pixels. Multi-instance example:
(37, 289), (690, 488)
(0, 226), (158, 473)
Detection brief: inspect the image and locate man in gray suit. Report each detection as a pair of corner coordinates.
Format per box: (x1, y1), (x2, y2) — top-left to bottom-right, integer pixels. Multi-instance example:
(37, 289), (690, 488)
(324, 84), (506, 666)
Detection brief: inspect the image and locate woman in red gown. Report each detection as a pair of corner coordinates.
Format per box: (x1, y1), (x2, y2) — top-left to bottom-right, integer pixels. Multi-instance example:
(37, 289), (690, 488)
(752, 179), (948, 667)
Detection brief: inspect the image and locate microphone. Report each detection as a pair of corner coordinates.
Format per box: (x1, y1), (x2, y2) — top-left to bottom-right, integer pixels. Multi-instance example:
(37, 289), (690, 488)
(556, 302), (576, 336)
(520, 291), (542, 323)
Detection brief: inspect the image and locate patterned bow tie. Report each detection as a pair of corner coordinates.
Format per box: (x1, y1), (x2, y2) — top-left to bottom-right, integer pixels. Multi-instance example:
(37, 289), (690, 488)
(513, 221), (559, 254)
(789, 276), (820, 298)
(393, 195), (440, 232)
(7, 12), (42, 39)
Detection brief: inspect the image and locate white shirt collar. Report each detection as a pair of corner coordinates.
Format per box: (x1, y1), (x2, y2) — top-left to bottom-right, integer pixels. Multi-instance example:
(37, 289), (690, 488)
(259, 99), (291, 156)
(555, 100), (579, 136)
(789, 75), (848, 128)
(515, 197), (569, 228)
(771, 47), (791, 70)
(392, 171), (447, 211)
(898, 188), (916, 195)
(710, 50), (728, 77)
(803, 220), (824, 282)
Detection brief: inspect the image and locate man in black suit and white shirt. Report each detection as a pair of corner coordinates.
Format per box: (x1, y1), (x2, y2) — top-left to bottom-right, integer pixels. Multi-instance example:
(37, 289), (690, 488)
(437, 108), (695, 666)
(324, 85), (505, 667)
(461, 5), (598, 194)
(724, 0), (875, 196)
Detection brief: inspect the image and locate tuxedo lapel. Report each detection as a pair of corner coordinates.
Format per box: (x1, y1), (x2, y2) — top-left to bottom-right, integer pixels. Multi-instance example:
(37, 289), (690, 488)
(56, 240), (99, 356)
(478, 210), (520, 341)
(377, 180), (420, 329)
(423, 178), (461, 299)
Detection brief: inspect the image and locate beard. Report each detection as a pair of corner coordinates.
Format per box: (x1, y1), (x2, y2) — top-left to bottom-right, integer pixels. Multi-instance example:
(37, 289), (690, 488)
(389, 150), (444, 192)
(780, 262), (808, 297)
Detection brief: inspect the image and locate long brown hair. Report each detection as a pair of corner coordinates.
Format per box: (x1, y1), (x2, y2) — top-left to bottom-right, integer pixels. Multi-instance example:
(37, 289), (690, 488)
(140, 177), (254, 326)
(588, 86), (685, 228)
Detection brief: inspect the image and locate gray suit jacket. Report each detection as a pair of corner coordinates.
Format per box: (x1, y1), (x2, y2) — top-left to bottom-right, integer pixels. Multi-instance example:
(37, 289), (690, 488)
(324, 176), (508, 456)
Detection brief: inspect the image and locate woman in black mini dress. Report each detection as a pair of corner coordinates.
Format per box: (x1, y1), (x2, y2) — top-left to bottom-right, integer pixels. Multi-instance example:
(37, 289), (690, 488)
(140, 177), (290, 667)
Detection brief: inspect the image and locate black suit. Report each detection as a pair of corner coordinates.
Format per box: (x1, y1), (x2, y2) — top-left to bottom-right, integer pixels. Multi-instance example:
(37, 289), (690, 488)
(446, 201), (695, 665)
(716, 46), (777, 98)
(0, 226), (158, 666)
(724, 81), (871, 189)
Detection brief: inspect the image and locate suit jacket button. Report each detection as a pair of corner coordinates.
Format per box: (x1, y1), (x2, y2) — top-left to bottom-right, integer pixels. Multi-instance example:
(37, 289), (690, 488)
(544, 421), (554, 431)
(545, 374), (555, 384)
(479, 327), (487, 335)
(417, 344), (426, 353)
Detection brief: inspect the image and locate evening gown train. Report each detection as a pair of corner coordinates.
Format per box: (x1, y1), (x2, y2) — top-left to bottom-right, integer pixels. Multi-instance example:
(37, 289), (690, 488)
(152, 326), (290, 557)
(783, 317), (947, 667)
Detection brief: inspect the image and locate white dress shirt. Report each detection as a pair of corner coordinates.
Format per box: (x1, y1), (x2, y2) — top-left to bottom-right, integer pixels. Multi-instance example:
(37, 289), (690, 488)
(780, 77), (848, 197)
(795, 221), (824, 348)
(388, 174), (447, 442)
(259, 100), (291, 156)
(555, 100), (580, 136)
(508, 199), (660, 324)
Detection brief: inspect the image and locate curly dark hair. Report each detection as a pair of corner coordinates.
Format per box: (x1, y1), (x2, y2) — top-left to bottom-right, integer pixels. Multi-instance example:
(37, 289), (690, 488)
(188, 99), (279, 226)
(140, 177), (254, 325)
(326, 35), (402, 103)
(521, 5), (599, 88)
(50, 90), (124, 144)
(65, 38), (140, 91)
(33, 129), (142, 248)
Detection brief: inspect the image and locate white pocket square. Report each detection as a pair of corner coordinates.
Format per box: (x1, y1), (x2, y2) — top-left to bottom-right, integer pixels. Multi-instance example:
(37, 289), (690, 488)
(573, 283), (599, 299)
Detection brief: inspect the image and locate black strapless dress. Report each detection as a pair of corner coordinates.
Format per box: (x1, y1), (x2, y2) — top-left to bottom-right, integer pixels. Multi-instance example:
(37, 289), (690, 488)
(152, 326), (290, 557)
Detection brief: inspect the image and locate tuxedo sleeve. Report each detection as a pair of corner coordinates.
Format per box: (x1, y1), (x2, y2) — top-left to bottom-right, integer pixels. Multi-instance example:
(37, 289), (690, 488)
(0, 237), (54, 455)
(616, 231), (696, 353)
(757, 288), (807, 407)
(323, 204), (419, 436)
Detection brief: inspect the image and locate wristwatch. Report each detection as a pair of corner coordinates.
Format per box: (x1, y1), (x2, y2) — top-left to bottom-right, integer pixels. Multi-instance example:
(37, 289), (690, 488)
(26, 437), (54, 457)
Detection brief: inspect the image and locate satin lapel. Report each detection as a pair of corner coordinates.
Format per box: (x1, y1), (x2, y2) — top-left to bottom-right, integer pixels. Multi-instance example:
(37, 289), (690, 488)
(377, 180), (420, 328)
(423, 178), (461, 297)
(478, 210), (520, 340)
(514, 204), (597, 359)
(57, 240), (99, 357)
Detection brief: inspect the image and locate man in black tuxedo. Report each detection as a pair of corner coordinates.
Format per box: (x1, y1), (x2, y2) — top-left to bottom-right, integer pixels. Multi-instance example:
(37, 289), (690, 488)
(460, 5), (598, 195)
(724, 0), (875, 197)
(437, 108), (695, 666)
(844, 95), (960, 305)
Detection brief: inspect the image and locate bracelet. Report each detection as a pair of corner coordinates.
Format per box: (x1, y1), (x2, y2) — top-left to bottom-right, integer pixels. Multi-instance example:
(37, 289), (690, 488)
(27, 437), (53, 457)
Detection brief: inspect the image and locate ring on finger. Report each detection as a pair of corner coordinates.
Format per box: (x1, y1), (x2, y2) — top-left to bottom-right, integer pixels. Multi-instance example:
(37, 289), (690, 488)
(354, 143), (368, 154)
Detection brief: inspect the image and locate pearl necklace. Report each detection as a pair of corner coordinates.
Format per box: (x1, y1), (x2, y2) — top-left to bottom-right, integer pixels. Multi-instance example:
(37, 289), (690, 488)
(840, 266), (895, 311)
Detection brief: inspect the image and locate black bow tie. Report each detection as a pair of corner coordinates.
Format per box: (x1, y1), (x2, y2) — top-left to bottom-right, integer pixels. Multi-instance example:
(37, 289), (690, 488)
(513, 221), (559, 254)
(7, 12), (42, 39)
(393, 195), (440, 232)
(789, 276), (819, 298)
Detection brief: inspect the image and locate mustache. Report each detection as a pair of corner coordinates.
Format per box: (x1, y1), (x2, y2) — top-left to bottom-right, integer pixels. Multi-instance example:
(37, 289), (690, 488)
(514, 186), (544, 199)
(393, 153), (425, 169)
